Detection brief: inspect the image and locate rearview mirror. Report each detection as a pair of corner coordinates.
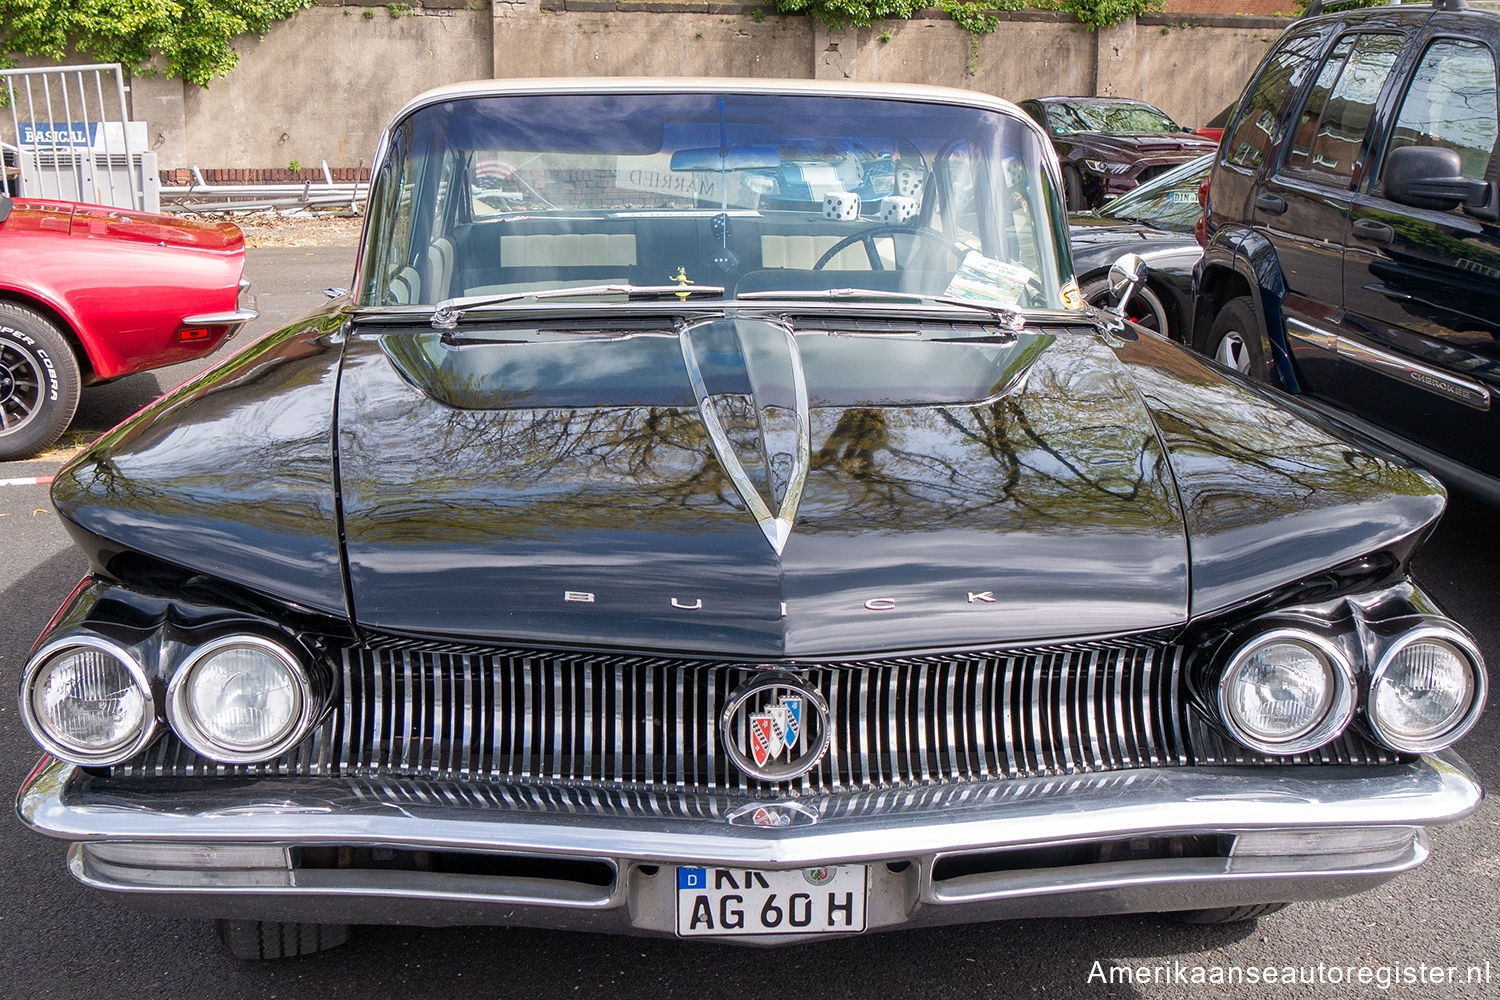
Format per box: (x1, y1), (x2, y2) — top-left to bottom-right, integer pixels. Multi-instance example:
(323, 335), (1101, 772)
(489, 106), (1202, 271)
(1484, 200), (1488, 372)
(669, 146), (781, 171)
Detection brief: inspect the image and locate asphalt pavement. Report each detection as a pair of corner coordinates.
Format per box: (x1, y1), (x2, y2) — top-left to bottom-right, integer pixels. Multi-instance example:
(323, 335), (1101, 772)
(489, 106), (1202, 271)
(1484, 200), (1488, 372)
(0, 244), (1495, 999)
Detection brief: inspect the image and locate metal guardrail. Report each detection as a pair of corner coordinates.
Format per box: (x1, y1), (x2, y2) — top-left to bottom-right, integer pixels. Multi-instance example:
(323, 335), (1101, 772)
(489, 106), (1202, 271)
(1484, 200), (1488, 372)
(160, 160), (368, 214)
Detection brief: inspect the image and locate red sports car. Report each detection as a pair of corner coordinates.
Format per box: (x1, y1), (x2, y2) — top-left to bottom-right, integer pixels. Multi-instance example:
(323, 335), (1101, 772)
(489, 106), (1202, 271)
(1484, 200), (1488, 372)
(0, 193), (255, 460)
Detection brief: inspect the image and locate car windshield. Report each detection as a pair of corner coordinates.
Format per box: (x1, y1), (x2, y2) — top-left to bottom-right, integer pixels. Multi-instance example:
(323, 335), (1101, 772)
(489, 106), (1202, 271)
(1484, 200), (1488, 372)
(1096, 154), (1211, 232)
(358, 90), (1070, 312)
(1045, 101), (1180, 135)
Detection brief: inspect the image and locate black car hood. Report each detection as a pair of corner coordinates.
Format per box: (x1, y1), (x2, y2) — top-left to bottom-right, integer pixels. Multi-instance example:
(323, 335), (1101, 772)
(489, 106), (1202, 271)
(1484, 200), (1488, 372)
(50, 311), (1444, 660)
(1063, 133), (1217, 158)
(1066, 218), (1202, 274)
(336, 316), (1190, 656)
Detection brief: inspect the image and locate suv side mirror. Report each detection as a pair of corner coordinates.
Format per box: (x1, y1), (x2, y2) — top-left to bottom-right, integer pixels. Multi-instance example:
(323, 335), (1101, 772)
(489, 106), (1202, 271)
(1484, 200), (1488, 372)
(1384, 145), (1495, 218)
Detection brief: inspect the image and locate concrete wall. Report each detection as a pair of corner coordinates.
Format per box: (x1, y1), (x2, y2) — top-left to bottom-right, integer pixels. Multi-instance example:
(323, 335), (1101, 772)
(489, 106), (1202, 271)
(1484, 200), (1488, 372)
(110, 2), (1291, 172)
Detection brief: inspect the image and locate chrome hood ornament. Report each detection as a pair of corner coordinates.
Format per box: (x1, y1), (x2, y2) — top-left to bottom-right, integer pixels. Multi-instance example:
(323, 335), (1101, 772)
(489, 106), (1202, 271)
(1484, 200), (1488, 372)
(680, 319), (811, 555)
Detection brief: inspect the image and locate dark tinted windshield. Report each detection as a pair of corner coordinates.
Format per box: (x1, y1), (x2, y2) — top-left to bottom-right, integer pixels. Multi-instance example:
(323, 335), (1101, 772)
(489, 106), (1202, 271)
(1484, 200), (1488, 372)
(1045, 101), (1181, 135)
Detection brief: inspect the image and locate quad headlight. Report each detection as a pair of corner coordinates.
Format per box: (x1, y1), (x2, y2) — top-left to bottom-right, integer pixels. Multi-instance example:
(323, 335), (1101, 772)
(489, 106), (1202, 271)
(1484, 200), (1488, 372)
(1366, 627), (1485, 753)
(21, 637), (157, 765)
(1217, 629), (1355, 755)
(167, 635), (316, 763)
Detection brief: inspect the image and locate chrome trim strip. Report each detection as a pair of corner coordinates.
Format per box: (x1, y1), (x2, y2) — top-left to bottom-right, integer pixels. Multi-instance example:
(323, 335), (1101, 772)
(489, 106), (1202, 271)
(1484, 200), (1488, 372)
(22, 756), (1479, 866)
(915, 663), (931, 783)
(1086, 653), (1110, 773)
(1286, 318), (1490, 411)
(1141, 648), (1159, 767)
(179, 308), (258, 327)
(1056, 653), (1075, 773)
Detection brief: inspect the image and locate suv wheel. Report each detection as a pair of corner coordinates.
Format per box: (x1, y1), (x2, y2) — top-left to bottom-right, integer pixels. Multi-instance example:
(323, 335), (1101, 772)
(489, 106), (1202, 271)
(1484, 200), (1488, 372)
(0, 303), (81, 461)
(1205, 296), (1270, 381)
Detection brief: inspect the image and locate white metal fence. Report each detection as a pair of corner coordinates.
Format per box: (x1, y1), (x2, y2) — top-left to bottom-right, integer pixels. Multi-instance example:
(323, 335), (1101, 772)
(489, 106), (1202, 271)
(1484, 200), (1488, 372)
(1, 63), (158, 211)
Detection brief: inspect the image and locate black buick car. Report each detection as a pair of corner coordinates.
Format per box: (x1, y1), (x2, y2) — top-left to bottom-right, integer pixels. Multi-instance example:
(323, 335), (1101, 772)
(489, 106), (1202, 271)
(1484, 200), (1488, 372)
(16, 81), (1485, 959)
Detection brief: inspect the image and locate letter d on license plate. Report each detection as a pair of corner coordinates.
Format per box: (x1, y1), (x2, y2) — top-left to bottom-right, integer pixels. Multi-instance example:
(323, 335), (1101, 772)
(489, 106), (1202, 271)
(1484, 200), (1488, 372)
(675, 865), (867, 937)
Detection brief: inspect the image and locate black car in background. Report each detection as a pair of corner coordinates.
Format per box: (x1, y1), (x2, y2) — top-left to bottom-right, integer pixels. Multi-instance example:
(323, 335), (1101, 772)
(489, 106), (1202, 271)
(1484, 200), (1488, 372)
(1071, 154), (1209, 341)
(1195, 0), (1500, 504)
(1019, 96), (1216, 210)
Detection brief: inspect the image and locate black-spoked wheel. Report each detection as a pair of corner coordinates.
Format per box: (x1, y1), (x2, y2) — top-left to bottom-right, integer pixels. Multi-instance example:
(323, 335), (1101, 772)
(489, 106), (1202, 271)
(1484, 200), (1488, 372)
(1204, 295), (1272, 382)
(812, 225), (965, 271)
(0, 302), (81, 461)
(1081, 276), (1172, 339)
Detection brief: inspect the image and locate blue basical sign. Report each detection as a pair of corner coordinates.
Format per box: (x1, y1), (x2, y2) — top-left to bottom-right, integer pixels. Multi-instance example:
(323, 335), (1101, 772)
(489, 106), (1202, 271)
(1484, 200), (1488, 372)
(18, 122), (97, 148)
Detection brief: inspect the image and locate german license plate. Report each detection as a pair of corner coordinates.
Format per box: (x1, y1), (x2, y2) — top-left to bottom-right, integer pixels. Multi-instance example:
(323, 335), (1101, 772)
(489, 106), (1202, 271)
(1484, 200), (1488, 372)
(675, 865), (867, 937)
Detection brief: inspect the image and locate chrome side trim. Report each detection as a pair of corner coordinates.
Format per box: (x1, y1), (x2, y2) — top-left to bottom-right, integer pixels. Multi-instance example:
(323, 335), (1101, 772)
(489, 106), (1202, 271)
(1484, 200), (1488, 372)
(179, 308), (259, 326)
(1286, 318), (1490, 411)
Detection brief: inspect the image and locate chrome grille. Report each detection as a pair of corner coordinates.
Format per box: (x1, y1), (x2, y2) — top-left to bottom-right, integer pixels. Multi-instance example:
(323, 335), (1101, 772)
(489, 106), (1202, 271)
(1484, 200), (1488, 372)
(327, 641), (1187, 792)
(114, 639), (1402, 788)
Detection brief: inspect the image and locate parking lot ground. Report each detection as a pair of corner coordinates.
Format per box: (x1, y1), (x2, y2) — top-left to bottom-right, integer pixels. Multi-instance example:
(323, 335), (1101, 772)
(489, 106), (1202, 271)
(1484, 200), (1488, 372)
(0, 242), (1495, 999)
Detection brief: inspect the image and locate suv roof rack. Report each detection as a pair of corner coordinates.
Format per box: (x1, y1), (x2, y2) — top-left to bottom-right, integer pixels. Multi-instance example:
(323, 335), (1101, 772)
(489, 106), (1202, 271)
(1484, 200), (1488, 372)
(1303, 0), (1464, 17)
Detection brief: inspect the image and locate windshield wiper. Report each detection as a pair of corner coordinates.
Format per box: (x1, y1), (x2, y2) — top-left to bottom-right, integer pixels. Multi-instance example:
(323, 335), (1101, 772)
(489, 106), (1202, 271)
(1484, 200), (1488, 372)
(430, 283), (726, 330)
(735, 287), (1025, 330)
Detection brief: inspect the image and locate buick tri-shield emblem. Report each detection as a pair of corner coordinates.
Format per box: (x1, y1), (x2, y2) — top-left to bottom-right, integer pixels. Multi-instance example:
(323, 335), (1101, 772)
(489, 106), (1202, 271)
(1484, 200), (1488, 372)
(680, 320), (811, 555)
(721, 672), (830, 782)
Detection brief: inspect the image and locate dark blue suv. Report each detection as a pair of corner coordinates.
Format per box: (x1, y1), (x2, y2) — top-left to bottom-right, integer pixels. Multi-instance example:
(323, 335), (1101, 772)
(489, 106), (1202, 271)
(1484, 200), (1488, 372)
(1194, 0), (1500, 503)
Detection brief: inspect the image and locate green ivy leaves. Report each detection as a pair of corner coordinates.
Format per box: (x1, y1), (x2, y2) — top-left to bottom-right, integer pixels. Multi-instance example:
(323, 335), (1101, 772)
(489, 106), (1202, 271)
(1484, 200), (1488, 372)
(0, 0), (313, 87)
(771, 0), (1161, 34)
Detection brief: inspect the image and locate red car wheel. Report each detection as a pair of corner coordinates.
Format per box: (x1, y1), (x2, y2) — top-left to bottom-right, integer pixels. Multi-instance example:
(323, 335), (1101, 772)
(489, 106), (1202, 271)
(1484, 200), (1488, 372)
(0, 302), (81, 461)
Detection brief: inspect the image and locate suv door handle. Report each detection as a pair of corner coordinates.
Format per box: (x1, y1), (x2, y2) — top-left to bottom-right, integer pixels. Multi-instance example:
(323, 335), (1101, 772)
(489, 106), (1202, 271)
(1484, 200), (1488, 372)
(1352, 219), (1395, 246)
(1255, 192), (1287, 214)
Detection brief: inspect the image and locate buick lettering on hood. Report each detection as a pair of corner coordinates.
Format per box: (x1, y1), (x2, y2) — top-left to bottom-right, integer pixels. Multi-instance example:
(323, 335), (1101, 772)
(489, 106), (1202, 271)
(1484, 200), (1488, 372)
(16, 80), (1485, 958)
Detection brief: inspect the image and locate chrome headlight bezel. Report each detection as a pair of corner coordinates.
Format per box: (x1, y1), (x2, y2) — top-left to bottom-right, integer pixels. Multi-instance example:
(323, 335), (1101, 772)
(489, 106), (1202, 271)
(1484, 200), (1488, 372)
(20, 635), (158, 766)
(1216, 627), (1357, 755)
(166, 634), (318, 764)
(1366, 625), (1486, 754)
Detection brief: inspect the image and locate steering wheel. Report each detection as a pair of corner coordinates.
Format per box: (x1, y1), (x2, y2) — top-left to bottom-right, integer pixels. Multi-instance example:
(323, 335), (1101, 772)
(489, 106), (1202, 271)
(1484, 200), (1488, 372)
(812, 225), (966, 271)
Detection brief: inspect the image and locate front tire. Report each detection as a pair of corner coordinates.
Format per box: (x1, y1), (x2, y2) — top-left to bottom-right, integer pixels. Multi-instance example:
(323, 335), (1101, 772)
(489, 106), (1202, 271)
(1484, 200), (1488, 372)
(213, 919), (351, 960)
(0, 302), (81, 461)
(1204, 295), (1272, 381)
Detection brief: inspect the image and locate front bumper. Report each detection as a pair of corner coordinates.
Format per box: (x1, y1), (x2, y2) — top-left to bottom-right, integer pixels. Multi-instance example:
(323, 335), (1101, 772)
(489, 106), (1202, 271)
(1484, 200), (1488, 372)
(19, 755), (1481, 941)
